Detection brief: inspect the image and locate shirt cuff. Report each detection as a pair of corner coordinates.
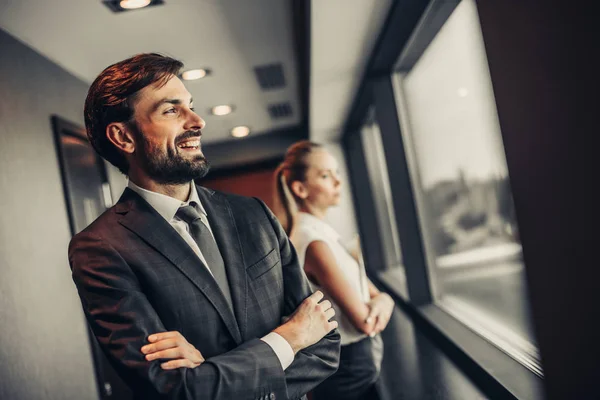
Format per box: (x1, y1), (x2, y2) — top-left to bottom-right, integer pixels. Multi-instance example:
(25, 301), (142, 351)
(261, 332), (295, 370)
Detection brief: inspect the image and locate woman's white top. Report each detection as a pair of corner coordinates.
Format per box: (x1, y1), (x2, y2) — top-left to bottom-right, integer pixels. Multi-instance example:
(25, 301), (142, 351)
(291, 212), (370, 346)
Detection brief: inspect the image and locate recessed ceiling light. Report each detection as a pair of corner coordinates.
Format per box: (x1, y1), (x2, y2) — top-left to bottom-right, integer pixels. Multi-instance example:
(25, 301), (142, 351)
(102, 0), (163, 13)
(211, 105), (233, 116)
(181, 69), (210, 81)
(120, 0), (151, 9)
(231, 126), (250, 138)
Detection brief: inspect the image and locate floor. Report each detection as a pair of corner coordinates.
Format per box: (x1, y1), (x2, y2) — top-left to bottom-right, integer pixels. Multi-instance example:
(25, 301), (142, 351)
(377, 306), (489, 400)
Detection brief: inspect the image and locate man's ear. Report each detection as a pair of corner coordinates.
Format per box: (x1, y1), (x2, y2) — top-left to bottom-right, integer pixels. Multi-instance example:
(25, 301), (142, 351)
(106, 122), (136, 155)
(290, 180), (308, 199)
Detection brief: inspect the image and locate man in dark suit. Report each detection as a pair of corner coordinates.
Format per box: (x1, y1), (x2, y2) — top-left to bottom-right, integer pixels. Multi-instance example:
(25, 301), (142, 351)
(69, 53), (341, 400)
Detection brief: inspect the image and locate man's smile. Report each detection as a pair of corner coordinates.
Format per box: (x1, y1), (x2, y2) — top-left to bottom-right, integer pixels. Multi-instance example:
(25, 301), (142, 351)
(177, 138), (201, 151)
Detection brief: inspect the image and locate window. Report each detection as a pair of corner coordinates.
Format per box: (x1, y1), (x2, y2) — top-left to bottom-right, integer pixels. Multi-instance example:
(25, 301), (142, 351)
(361, 108), (406, 291)
(392, 0), (540, 375)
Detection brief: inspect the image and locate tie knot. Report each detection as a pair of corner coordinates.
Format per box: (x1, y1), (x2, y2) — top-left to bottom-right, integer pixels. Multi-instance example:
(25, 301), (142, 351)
(176, 204), (202, 224)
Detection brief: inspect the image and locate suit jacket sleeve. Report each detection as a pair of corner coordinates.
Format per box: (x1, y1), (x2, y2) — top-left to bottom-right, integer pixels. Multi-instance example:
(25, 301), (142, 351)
(70, 232), (288, 400)
(254, 199), (341, 400)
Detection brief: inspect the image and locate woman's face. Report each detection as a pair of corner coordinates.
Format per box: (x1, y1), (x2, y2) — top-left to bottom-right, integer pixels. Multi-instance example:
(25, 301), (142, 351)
(299, 149), (342, 210)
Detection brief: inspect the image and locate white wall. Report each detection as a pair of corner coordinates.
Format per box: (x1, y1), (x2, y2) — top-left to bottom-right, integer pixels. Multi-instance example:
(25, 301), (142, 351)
(0, 29), (98, 400)
(105, 162), (128, 204)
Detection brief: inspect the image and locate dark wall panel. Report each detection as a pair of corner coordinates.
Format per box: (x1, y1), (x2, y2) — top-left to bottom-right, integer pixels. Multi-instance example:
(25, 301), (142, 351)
(477, 2), (595, 398)
(0, 28), (99, 399)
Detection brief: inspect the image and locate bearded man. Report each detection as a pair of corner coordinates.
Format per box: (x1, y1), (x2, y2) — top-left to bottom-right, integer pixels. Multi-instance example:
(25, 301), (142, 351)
(69, 53), (340, 400)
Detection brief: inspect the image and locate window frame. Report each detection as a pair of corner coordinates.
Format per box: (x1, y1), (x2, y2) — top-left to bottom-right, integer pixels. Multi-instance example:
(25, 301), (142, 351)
(361, 108), (405, 271)
(341, 0), (545, 398)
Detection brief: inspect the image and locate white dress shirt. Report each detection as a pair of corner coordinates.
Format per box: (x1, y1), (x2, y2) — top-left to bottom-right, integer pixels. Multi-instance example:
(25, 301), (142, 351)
(127, 180), (294, 370)
(291, 212), (370, 346)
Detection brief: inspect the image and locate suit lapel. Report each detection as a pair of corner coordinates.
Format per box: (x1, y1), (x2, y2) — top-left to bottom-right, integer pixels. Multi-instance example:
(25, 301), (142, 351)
(196, 185), (248, 340)
(115, 188), (242, 344)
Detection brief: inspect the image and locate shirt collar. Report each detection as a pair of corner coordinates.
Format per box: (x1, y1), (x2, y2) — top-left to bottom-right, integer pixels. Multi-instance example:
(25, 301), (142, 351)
(127, 180), (206, 222)
(298, 212), (340, 241)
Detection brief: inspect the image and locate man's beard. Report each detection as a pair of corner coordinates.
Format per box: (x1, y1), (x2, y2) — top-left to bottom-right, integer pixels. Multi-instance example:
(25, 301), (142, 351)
(132, 124), (210, 185)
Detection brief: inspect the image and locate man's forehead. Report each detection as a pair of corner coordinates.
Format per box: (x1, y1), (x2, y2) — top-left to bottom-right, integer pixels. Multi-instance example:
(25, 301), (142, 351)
(136, 76), (192, 105)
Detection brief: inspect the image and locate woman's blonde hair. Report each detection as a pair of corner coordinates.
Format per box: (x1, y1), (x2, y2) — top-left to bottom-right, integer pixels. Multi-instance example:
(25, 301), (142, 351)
(273, 140), (323, 236)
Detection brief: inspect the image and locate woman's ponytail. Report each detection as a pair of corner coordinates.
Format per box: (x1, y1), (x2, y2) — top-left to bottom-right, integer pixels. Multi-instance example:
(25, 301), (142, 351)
(273, 164), (297, 236)
(272, 140), (323, 237)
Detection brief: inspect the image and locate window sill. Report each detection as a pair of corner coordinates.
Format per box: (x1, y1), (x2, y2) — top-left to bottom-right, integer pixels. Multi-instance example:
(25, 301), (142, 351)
(375, 272), (545, 400)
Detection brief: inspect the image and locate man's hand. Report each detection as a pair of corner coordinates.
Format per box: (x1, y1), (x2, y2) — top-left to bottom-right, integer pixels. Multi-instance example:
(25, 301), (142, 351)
(365, 293), (394, 336)
(274, 291), (338, 354)
(141, 331), (205, 370)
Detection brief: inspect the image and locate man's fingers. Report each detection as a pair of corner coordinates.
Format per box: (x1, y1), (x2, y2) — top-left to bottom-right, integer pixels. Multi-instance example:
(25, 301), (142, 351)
(160, 359), (201, 370)
(319, 300), (332, 311)
(148, 331), (181, 342)
(148, 348), (204, 363)
(142, 338), (178, 354)
(329, 320), (339, 331)
(309, 290), (324, 303)
(145, 347), (183, 361)
(325, 308), (335, 321)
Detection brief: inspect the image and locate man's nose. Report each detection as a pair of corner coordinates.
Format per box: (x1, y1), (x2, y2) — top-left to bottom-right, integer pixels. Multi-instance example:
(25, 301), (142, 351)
(185, 109), (205, 131)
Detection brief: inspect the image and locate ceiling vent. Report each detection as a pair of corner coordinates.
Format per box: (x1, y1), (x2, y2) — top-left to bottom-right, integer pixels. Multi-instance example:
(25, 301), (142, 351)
(254, 63), (286, 90)
(268, 102), (293, 119)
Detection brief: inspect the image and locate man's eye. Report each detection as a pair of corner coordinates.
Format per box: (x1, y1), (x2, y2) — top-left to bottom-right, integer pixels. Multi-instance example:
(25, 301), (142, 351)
(190, 107), (196, 112)
(164, 108), (177, 114)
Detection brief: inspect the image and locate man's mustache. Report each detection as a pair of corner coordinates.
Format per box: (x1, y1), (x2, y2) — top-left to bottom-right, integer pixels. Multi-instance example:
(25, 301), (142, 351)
(175, 130), (202, 144)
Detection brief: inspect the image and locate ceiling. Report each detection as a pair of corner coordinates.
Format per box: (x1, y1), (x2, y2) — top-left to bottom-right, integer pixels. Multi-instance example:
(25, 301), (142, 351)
(0, 0), (393, 149)
(0, 0), (301, 145)
(310, 0), (393, 142)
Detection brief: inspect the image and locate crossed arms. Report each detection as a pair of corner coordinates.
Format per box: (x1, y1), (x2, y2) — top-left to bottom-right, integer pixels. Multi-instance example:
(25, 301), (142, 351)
(70, 200), (340, 400)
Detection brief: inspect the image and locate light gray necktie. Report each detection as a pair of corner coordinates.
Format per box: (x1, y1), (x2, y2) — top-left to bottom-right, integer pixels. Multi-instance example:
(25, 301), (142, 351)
(176, 204), (233, 310)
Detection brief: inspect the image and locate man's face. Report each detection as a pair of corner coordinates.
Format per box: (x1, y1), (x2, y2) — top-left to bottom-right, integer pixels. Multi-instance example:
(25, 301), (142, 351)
(129, 75), (209, 184)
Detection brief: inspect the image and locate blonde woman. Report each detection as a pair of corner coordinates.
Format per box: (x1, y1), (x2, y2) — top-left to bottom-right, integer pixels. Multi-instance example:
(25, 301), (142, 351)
(273, 141), (395, 400)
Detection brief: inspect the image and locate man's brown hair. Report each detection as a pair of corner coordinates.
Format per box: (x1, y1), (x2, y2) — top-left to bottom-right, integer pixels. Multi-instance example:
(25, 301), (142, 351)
(84, 53), (183, 174)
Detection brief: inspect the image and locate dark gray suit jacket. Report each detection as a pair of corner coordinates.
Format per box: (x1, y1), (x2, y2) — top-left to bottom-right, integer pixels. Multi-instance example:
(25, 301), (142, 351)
(69, 185), (341, 400)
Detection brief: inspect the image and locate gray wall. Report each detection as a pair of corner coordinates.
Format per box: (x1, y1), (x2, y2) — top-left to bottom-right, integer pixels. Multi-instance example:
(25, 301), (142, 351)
(0, 28), (99, 400)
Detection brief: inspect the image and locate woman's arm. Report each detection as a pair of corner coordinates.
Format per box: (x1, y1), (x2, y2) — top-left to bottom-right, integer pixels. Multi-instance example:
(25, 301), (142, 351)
(304, 240), (376, 335)
(365, 278), (395, 334)
(367, 279), (381, 299)
(348, 236), (395, 333)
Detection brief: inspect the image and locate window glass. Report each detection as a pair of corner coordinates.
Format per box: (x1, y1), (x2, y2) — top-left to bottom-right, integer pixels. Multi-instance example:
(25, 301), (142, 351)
(393, 0), (540, 374)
